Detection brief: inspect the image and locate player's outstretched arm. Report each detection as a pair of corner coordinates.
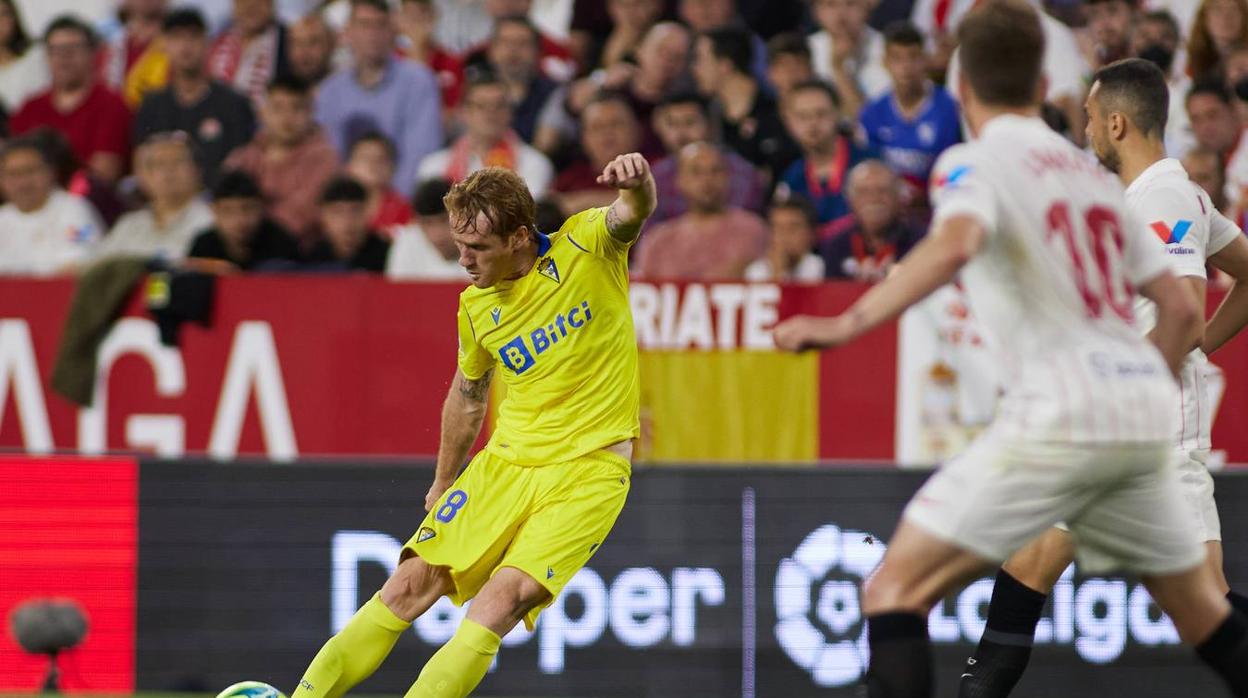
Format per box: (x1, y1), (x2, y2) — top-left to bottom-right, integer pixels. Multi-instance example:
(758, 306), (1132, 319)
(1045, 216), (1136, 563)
(773, 214), (986, 351)
(1204, 235), (1248, 355)
(1139, 271), (1204, 378)
(597, 152), (657, 245)
(425, 367), (493, 512)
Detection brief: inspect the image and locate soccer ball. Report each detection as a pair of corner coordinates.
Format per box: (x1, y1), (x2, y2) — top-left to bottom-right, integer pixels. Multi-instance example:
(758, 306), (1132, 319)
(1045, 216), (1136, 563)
(215, 681), (287, 698)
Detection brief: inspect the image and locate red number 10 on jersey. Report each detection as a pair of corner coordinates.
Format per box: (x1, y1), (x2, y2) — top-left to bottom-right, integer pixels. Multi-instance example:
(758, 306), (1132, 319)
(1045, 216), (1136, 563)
(1046, 201), (1134, 323)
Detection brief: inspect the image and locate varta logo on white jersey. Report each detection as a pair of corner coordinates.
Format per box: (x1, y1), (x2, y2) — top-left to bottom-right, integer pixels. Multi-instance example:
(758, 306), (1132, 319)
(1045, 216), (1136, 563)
(497, 301), (593, 374)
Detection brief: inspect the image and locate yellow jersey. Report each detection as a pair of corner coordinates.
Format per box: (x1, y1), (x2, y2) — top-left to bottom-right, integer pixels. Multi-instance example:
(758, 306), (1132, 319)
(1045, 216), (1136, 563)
(456, 207), (640, 466)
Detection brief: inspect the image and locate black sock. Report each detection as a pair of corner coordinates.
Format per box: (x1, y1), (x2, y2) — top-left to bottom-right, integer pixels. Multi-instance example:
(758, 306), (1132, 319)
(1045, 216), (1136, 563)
(958, 569), (1048, 698)
(1227, 590), (1248, 617)
(1197, 610), (1248, 696)
(864, 612), (931, 698)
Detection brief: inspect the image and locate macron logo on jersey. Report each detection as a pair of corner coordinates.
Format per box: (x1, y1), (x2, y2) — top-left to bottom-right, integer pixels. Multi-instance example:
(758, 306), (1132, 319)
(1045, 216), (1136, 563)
(933, 164), (972, 190)
(1150, 219), (1192, 244)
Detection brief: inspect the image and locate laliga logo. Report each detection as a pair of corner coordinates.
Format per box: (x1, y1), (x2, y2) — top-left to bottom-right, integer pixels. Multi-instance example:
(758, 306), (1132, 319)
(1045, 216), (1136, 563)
(775, 523), (1184, 687)
(774, 524), (885, 687)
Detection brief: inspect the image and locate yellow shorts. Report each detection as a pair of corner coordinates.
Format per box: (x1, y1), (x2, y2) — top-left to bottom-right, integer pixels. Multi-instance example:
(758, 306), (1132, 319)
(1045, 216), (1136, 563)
(402, 447), (630, 630)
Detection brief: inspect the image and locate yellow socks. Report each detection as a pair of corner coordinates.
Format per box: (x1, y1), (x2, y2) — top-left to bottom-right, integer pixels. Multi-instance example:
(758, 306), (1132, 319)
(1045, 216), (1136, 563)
(291, 594), (502, 698)
(404, 620), (502, 698)
(291, 593), (411, 698)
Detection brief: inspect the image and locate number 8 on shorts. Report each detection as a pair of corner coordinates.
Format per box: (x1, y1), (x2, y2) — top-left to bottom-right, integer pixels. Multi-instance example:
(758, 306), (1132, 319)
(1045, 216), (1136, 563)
(436, 490), (468, 523)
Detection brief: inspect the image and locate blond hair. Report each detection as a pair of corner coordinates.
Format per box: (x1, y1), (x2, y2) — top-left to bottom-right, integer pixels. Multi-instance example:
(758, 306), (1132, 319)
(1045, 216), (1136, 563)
(443, 167), (537, 238)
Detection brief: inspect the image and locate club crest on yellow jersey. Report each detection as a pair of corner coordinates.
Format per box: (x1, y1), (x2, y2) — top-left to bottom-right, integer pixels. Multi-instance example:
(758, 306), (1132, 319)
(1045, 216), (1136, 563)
(538, 257), (561, 283)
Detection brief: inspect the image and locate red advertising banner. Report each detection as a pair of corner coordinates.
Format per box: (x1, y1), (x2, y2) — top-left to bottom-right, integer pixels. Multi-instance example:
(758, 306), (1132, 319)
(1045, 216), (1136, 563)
(0, 278), (460, 459)
(0, 278), (1244, 463)
(0, 456), (137, 692)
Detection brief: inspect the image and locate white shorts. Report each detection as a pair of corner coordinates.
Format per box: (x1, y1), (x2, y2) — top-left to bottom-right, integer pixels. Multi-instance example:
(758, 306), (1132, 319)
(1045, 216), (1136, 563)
(1178, 449), (1221, 542)
(1051, 448), (1221, 542)
(904, 433), (1206, 576)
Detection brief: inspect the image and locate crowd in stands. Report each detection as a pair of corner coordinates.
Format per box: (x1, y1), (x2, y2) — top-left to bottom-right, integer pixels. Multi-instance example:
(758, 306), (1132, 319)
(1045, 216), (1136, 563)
(0, 0), (1245, 283)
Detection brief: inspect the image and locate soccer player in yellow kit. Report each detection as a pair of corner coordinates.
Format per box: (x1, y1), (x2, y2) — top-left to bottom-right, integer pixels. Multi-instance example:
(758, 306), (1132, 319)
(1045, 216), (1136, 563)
(291, 153), (656, 698)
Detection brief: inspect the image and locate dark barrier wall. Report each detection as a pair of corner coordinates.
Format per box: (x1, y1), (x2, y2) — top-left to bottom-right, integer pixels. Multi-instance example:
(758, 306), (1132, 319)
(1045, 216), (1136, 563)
(134, 461), (1248, 697)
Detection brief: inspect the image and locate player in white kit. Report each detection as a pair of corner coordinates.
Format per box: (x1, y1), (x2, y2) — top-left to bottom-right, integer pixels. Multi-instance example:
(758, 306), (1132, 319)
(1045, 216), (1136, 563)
(956, 57), (1248, 697)
(773, 4), (1248, 697)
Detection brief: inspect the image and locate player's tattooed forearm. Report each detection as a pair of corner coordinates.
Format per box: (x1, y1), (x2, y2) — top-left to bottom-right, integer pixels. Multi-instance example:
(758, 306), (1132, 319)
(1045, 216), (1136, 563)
(606, 202), (639, 240)
(605, 203), (623, 233)
(459, 369), (493, 402)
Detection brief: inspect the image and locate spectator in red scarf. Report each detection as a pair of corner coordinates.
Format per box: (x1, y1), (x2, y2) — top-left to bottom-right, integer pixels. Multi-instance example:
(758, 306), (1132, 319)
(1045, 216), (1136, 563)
(818, 160), (920, 281)
(346, 130), (413, 234)
(207, 0), (292, 106)
(776, 80), (875, 224)
(416, 72), (554, 197)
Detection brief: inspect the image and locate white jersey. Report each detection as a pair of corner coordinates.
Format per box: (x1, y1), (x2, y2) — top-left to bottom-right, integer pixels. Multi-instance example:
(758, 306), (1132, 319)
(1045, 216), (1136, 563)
(1126, 158), (1240, 453)
(929, 114), (1178, 444)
